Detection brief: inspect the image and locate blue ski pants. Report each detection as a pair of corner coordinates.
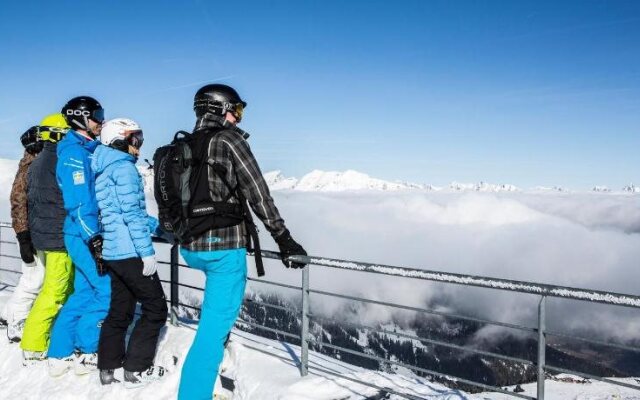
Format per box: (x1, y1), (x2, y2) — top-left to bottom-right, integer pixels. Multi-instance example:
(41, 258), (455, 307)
(48, 234), (111, 358)
(178, 248), (247, 400)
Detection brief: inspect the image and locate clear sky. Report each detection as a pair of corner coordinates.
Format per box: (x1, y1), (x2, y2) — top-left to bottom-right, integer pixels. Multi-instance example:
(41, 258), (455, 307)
(0, 0), (638, 189)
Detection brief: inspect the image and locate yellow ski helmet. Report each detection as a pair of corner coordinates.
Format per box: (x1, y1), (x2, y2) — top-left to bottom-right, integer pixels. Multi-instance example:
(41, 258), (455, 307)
(38, 113), (69, 142)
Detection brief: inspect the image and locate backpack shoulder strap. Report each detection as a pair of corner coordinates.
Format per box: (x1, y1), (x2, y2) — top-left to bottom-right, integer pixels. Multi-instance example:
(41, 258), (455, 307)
(209, 162), (264, 277)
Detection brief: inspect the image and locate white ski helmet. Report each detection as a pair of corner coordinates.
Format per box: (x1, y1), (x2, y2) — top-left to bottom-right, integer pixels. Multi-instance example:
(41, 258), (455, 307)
(100, 118), (144, 148)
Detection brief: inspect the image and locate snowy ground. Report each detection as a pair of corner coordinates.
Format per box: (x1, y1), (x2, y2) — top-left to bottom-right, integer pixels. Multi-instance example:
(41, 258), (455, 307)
(0, 288), (476, 400)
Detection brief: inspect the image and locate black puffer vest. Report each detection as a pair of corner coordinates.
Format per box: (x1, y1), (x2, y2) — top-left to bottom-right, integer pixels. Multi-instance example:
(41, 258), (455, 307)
(27, 142), (66, 250)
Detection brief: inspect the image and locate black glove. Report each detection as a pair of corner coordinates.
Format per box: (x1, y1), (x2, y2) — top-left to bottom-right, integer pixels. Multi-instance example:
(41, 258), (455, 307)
(274, 229), (307, 269)
(16, 231), (36, 264)
(88, 235), (106, 276)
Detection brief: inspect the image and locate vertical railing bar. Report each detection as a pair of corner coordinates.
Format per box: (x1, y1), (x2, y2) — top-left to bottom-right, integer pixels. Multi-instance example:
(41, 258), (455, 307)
(537, 295), (546, 400)
(170, 244), (179, 325)
(301, 264), (310, 376)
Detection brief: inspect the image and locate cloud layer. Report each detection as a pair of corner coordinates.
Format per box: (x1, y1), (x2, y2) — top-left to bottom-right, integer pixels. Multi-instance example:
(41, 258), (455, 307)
(260, 190), (640, 342)
(0, 159), (638, 343)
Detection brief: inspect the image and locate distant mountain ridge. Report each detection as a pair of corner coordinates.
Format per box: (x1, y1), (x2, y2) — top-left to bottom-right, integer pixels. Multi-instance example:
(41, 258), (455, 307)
(262, 169), (638, 194)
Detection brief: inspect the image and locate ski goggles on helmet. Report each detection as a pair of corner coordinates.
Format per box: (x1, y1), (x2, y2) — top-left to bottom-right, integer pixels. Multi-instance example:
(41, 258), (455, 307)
(38, 126), (68, 142)
(125, 130), (144, 149)
(91, 108), (105, 124)
(230, 102), (244, 122)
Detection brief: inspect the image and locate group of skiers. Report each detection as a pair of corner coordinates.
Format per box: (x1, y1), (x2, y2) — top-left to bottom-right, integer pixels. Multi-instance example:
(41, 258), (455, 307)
(0, 84), (307, 399)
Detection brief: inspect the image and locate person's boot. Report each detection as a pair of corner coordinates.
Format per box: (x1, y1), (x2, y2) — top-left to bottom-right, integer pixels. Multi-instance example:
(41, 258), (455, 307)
(22, 350), (47, 367)
(48, 355), (74, 377)
(123, 365), (166, 389)
(100, 369), (122, 385)
(214, 374), (235, 399)
(7, 319), (25, 343)
(74, 352), (98, 375)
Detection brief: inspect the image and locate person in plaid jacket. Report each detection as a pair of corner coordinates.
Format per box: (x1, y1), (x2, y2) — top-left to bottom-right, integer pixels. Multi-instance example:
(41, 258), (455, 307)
(177, 84), (307, 400)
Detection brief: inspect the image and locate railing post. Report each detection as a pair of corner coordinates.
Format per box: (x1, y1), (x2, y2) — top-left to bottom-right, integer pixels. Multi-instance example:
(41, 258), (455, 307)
(301, 264), (310, 376)
(170, 244), (179, 325)
(537, 295), (546, 400)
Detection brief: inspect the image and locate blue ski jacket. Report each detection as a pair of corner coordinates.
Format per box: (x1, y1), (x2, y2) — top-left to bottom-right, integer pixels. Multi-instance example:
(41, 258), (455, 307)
(56, 130), (101, 243)
(91, 145), (158, 260)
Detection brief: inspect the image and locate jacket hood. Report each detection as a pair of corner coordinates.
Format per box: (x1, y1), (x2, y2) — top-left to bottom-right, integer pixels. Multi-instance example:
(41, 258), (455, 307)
(92, 145), (135, 175)
(57, 129), (100, 155)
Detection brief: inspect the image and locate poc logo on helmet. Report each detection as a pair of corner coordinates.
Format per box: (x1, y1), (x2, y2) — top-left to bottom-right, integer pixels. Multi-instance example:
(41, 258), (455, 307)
(66, 109), (91, 117)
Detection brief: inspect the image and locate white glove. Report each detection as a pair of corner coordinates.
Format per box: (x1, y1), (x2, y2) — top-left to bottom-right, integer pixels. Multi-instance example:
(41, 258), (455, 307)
(142, 256), (158, 277)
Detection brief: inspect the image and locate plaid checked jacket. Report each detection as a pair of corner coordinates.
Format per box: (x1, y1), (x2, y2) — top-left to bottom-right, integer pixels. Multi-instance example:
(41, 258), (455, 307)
(182, 114), (287, 252)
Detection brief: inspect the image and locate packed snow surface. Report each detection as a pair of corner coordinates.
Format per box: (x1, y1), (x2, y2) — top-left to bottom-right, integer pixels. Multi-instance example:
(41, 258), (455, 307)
(2, 287), (638, 399)
(0, 288), (477, 400)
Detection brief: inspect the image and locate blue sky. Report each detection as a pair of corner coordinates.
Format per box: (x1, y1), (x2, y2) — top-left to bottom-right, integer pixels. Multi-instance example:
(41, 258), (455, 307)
(0, 0), (638, 189)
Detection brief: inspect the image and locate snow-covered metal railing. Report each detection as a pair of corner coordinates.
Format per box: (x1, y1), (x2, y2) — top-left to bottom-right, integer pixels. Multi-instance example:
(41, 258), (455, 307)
(2, 221), (640, 399)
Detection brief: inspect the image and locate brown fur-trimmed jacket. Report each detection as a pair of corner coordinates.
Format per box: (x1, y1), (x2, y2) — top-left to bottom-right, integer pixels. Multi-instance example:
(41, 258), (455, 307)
(10, 151), (36, 234)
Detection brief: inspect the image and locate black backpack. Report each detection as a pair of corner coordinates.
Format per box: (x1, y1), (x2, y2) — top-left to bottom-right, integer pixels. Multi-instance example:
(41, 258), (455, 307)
(153, 129), (265, 276)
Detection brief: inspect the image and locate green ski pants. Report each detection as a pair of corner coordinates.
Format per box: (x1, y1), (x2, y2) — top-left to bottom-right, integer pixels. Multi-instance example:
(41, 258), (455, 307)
(21, 250), (74, 352)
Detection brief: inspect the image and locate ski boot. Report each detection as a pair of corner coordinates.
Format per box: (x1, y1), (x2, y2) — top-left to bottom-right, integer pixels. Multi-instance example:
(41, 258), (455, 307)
(100, 369), (122, 385)
(124, 365), (166, 389)
(214, 388), (234, 400)
(48, 355), (75, 377)
(214, 374), (235, 399)
(22, 350), (47, 367)
(74, 352), (98, 375)
(0, 317), (7, 327)
(7, 319), (25, 343)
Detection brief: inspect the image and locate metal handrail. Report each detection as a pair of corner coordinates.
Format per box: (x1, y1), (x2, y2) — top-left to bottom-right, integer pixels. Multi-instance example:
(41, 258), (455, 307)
(288, 254), (640, 308)
(2, 222), (640, 399)
(545, 329), (640, 354)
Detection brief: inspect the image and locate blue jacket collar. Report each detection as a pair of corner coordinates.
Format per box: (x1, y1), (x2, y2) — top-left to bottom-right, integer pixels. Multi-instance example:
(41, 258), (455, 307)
(92, 145), (135, 175)
(68, 129), (100, 152)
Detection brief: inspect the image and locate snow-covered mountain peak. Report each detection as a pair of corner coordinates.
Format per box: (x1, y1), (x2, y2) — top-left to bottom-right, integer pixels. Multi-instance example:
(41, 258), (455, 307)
(263, 170), (299, 190)
(533, 185), (570, 193)
(295, 169), (411, 192)
(449, 181), (521, 192)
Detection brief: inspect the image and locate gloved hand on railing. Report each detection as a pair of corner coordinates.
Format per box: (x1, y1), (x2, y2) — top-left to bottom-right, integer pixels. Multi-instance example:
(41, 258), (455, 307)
(142, 255), (158, 276)
(274, 229), (307, 269)
(88, 234), (106, 276)
(16, 231), (36, 264)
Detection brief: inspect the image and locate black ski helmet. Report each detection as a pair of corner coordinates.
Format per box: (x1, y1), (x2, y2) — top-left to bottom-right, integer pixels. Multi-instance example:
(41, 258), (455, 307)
(20, 126), (43, 155)
(61, 96), (105, 131)
(193, 84), (247, 119)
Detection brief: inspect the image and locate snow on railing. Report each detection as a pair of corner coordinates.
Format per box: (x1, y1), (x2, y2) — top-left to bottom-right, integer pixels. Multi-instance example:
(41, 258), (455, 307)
(287, 255), (640, 308)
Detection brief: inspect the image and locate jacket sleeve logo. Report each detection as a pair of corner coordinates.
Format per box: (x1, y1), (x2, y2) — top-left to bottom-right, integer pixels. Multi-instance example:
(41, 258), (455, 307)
(73, 170), (85, 185)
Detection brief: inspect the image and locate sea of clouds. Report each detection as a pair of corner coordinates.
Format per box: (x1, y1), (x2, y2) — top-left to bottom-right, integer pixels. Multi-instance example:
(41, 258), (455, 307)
(261, 190), (640, 343)
(0, 159), (638, 344)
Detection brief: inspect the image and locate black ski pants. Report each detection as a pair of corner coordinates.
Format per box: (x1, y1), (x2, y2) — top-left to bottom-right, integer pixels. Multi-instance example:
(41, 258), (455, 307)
(97, 257), (168, 372)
